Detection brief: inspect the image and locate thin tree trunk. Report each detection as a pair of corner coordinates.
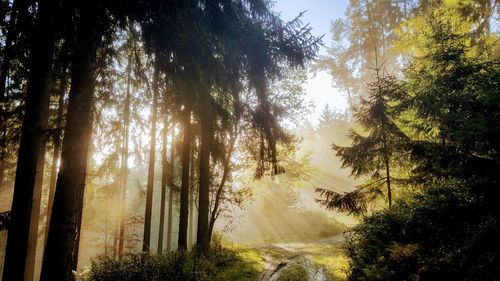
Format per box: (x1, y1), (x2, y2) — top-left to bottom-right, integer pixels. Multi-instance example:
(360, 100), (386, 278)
(166, 127), (174, 251)
(2, 0), (55, 280)
(45, 65), (68, 245)
(188, 147), (195, 247)
(208, 150), (230, 242)
(118, 52), (132, 255)
(196, 91), (212, 255)
(157, 120), (168, 253)
(142, 55), (159, 252)
(24, 135), (46, 281)
(40, 2), (100, 280)
(178, 106), (191, 251)
(382, 126), (392, 208)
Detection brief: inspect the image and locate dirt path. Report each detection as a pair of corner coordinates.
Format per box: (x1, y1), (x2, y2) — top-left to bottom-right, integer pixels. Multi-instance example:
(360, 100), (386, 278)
(255, 235), (346, 281)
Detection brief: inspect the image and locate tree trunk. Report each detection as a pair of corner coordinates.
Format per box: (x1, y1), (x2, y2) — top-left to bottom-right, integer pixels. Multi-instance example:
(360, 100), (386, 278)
(157, 120), (168, 253)
(40, 2), (100, 281)
(118, 52), (132, 255)
(196, 91), (212, 255)
(208, 152), (230, 243)
(142, 55), (159, 252)
(45, 64), (68, 244)
(188, 147), (195, 247)
(2, 0), (55, 280)
(178, 106), (191, 251)
(382, 131), (392, 208)
(166, 128), (175, 251)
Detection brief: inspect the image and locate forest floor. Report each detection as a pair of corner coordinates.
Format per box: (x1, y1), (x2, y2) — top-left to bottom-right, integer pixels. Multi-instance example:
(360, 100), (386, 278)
(222, 235), (348, 281)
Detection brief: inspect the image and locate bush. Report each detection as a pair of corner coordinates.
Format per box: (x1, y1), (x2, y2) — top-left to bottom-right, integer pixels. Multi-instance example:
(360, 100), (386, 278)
(81, 246), (263, 281)
(345, 185), (500, 281)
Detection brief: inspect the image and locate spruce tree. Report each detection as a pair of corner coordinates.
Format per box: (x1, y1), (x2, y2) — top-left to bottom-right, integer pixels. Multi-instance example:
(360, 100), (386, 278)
(317, 64), (408, 211)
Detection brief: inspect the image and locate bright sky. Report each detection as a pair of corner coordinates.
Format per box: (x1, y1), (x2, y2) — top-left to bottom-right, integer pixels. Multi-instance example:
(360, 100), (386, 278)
(272, 0), (350, 123)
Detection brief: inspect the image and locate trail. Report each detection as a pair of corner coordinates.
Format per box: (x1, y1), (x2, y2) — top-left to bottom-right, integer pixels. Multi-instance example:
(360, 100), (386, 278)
(255, 235), (346, 281)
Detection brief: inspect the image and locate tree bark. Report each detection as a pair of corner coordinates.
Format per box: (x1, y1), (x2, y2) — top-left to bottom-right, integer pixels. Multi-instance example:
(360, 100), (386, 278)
(166, 127), (175, 251)
(196, 91), (212, 255)
(2, 0), (55, 280)
(178, 106), (191, 251)
(118, 51), (132, 255)
(157, 119), (168, 253)
(40, 2), (100, 281)
(45, 64), (68, 245)
(382, 131), (392, 208)
(142, 55), (159, 252)
(208, 143), (232, 242)
(188, 146), (195, 247)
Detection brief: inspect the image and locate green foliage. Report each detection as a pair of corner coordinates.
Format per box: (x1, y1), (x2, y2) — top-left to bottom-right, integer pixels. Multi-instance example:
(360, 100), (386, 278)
(345, 184), (500, 281)
(320, 2), (500, 280)
(315, 188), (367, 216)
(317, 67), (410, 213)
(81, 246), (262, 281)
(276, 264), (309, 281)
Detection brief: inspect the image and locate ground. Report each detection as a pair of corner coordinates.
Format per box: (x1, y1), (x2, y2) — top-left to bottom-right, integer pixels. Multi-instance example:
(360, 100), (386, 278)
(221, 235), (348, 281)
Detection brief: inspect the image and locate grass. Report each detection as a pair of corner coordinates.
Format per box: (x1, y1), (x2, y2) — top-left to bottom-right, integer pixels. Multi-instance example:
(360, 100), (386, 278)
(81, 242), (347, 281)
(216, 245), (264, 281)
(252, 242), (348, 281)
(307, 244), (349, 281)
(276, 264), (309, 281)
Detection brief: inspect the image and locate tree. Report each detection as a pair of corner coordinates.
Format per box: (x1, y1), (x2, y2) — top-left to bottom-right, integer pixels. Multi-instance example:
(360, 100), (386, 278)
(2, 0), (55, 280)
(328, 2), (500, 279)
(314, 0), (412, 112)
(142, 54), (159, 252)
(157, 117), (168, 253)
(177, 103), (191, 251)
(40, 2), (104, 280)
(118, 34), (133, 255)
(166, 127), (175, 251)
(317, 64), (408, 212)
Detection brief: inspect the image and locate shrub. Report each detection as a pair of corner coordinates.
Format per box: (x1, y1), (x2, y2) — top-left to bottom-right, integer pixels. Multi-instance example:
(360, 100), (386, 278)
(345, 185), (500, 281)
(81, 246), (262, 281)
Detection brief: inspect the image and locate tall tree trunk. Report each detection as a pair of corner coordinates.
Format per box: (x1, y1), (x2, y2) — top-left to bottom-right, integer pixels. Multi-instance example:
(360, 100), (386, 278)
(24, 134), (46, 281)
(157, 120), (168, 253)
(142, 56), (159, 252)
(196, 91), (212, 255)
(40, 2), (100, 281)
(166, 127), (175, 251)
(208, 146), (231, 242)
(178, 106), (191, 251)
(188, 147), (195, 247)
(45, 64), (68, 244)
(2, 0), (55, 280)
(118, 52), (132, 255)
(382, 131), (392, 208)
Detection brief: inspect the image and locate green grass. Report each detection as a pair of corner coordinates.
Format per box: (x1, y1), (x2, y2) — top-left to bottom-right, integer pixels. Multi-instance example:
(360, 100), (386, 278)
(216, 245), (264, 281)
(81, 243), (347, 281)
(276, 264), (309, 281)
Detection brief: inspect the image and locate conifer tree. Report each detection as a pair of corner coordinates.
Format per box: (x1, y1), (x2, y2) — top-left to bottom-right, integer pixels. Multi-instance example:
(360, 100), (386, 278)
(317, 64), (408, 211)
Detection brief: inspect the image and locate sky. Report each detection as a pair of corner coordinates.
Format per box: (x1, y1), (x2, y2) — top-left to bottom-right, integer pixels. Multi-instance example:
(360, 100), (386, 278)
(272, 0), (350, 123)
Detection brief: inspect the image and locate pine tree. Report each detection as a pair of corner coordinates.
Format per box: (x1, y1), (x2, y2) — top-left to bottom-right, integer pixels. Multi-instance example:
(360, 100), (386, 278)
(317, 64), (408, 212)
(2, 0), (55, 280)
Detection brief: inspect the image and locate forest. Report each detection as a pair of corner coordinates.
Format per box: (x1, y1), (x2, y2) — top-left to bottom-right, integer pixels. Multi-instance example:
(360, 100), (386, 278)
(0, 0), (499, 280)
